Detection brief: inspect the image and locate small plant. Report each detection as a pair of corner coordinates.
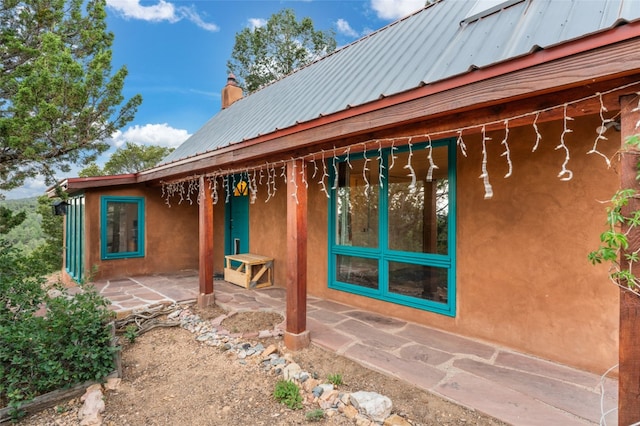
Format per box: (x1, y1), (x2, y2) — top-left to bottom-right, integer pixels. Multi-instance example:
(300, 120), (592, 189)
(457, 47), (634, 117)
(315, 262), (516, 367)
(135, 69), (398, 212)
(124, 325), (138, 343)
(273, 379), (303, 410)
(55, 404), (69, 413)
(327, 373), (343, 386)
(305, 408), (325, 422)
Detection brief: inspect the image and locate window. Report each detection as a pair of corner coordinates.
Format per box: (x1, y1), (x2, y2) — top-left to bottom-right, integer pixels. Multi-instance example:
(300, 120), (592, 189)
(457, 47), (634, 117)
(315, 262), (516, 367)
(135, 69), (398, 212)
(101, 196), (145, 260)
(329, 138), (456, 316)
(66, 194), (85, 281)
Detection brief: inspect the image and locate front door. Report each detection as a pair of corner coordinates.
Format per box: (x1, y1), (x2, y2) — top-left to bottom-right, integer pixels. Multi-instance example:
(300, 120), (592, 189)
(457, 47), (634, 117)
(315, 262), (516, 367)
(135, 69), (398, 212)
(225, 174), (249, 256)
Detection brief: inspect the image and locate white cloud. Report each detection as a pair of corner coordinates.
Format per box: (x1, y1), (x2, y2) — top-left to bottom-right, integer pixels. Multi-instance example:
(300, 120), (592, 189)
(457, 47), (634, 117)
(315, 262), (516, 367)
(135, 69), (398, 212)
(3, 178), (47, 200)
(106, 0), (219, 31)
(1, 124), (191, 199)
(336, 19), (359, 38)
(248, 18), (267, 30)
(370, 0), (425, 20)
(180, 6), (220, 32)
(109, 123), (191, 149)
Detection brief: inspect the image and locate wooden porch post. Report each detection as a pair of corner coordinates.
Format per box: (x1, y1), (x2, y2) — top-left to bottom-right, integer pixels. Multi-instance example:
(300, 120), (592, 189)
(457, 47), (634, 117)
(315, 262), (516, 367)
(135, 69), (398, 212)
(284, 158), (310, 350)
(198, 176), (215, 308)
(619, 94), (640, 425)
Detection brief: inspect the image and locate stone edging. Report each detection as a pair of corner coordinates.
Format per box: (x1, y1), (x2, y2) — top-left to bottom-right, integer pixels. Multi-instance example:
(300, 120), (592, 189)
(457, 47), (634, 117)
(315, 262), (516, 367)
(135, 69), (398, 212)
(175, 304), (412, 425)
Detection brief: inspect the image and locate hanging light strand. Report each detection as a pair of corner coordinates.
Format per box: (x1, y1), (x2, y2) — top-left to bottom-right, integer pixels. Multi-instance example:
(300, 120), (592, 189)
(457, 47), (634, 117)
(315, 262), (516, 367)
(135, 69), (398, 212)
(378, 140), (385, 188)
(425, 135), (438, 182)
(556, 103), (574, 181)
(457, 130), (467, 157)
(319, 150), (330, 198)
(157, 81), (640, 206)
(290, 159), (299, 205)
(404, 137), (417, 191)
(480, 125), (494, 199)
(532, 112), (542, 152)
(500, 120), (513, 178)
(362, 142), (371, 197)
(587, 92), (614, 167)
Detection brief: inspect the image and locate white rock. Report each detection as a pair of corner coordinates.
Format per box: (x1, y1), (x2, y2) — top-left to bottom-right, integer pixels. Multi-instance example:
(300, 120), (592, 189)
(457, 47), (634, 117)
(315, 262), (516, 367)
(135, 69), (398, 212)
(350, 391), (392, 423)
(283, 362), (302, 380)
(78, 385), (105, 426)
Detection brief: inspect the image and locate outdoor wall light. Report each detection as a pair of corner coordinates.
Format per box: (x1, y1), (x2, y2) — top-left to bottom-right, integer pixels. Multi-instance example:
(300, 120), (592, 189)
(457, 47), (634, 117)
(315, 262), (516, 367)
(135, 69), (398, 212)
(52, 200), (69, 216)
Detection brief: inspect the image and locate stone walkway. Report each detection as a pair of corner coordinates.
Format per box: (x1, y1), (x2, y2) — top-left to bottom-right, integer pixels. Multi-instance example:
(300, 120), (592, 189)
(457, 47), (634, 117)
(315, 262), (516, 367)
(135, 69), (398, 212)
(89, 273), (618, 426)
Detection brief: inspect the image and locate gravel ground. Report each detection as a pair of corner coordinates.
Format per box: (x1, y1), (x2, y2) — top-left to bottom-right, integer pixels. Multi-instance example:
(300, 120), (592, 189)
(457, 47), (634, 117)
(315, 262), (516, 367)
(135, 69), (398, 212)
(16, 306), (508, 426)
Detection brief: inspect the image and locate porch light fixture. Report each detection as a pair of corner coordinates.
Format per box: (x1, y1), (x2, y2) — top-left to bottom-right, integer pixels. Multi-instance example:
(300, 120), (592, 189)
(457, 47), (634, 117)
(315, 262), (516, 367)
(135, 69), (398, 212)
(52, 200), (69, 216)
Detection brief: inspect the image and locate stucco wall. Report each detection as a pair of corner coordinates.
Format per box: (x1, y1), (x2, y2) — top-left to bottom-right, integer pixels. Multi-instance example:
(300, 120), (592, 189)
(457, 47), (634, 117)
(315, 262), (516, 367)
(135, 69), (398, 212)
(302, 114), (619, 374)
(213, 197), (226, 276)
(248, 179), (288, 286)
(64, 114), (619, 373)
(80, 185), (199, 280)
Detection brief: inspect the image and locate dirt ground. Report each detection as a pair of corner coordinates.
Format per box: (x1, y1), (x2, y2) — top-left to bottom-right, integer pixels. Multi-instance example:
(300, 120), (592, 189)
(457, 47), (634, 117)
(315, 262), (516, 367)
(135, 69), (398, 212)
(18, 305), (507, 426)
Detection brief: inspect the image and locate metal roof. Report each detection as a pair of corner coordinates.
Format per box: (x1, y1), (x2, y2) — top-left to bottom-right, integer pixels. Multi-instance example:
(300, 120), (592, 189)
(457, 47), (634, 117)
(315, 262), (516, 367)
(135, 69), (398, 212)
(162, 0), (640, 165)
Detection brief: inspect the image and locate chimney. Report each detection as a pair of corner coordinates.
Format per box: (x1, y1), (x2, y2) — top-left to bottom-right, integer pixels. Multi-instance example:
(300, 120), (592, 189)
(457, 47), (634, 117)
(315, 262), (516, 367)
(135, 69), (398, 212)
(221, 73), (243, 109)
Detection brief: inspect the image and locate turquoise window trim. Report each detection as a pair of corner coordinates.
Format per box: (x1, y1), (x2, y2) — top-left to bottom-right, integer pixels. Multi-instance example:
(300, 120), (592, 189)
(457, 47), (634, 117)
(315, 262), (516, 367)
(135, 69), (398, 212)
(328, 138), (457, 317)
(65, 194), (85, 282)
(100, 196), (145, 260)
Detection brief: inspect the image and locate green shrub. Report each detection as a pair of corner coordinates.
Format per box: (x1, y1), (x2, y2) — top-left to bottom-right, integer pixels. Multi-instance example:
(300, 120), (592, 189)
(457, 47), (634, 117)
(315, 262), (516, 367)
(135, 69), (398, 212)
(0, 241), (116, 419)
(305, 408), (325, 422)
(124, 324), (138, 343)
(327, 373), (343, 386)
(273, 380), (303, 410)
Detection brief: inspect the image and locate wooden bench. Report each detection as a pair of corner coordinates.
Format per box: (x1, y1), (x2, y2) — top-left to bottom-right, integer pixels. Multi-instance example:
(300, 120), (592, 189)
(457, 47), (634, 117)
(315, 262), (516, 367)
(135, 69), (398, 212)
(224, 253), (273, 289)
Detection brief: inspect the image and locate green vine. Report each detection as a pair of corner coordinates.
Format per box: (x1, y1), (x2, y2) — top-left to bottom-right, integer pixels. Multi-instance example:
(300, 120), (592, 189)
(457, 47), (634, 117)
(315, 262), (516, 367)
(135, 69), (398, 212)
(589, 135), (640, 294)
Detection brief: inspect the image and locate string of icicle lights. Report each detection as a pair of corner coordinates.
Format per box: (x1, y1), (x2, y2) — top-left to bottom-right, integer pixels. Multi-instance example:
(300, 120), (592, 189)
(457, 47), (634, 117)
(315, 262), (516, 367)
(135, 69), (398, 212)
(160, 81), (640, 206)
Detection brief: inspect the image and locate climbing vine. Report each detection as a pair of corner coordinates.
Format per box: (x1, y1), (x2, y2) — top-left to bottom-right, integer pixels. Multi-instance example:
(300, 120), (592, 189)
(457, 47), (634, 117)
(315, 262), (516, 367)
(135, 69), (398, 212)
(589, 134), (640, 296)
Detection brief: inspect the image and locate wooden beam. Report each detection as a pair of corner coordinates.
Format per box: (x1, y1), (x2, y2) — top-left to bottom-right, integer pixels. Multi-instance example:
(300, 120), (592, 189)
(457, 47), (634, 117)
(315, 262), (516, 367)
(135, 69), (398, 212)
(618, 93), (640, 425)
(198, 176), (214, 307)
(284, 159), (309, 350)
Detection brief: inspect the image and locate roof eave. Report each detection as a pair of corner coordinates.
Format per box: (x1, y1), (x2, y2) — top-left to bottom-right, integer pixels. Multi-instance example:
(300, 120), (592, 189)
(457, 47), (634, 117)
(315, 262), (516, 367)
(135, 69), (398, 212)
(133, 21), (640, 184)
(49, 174), (138, 195)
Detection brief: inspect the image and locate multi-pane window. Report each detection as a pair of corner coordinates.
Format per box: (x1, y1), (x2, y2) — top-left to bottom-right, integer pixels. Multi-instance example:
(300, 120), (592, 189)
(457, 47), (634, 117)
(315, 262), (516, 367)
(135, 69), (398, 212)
(330, 139), (456, 316)
(101, 196), (145, 260)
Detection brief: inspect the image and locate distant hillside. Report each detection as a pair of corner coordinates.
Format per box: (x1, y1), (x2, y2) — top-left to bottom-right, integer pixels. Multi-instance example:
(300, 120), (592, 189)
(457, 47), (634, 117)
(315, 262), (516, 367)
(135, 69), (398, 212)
(0, 197), (45, 253)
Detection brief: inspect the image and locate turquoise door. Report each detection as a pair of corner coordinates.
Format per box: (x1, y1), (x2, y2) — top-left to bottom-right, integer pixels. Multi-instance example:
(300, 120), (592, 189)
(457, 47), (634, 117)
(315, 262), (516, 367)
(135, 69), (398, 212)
(225, 174), (250, 256)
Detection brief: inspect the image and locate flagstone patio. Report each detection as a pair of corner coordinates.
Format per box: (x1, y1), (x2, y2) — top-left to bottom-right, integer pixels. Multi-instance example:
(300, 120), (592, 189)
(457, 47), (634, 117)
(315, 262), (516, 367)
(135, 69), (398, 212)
(88, 272), (618, 426)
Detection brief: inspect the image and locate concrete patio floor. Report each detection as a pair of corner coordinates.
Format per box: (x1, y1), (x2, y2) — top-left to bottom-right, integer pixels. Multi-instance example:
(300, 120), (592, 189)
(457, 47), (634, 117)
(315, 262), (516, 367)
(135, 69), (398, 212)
(89, 272), (618, 426)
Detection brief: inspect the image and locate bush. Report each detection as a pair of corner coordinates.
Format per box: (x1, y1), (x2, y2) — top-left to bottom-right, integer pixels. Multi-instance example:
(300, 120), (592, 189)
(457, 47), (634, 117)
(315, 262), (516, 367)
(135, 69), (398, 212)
(0, 241), (116, 418)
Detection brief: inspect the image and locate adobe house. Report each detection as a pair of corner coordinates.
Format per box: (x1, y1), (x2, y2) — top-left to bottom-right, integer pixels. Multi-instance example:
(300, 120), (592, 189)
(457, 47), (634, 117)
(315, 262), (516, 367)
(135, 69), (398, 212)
(55, 0), (640, 389)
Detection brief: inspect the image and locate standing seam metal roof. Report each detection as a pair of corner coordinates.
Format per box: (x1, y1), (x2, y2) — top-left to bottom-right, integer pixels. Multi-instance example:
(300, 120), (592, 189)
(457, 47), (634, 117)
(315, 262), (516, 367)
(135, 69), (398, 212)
(161, 0), (640, 165)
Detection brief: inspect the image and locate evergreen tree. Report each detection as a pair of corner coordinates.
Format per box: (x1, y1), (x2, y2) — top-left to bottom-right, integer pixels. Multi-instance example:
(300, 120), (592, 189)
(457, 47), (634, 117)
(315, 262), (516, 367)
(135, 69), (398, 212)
(79, 142), (174, 176)
(227, 9), (336, 93)
(0, 0), (142, 193)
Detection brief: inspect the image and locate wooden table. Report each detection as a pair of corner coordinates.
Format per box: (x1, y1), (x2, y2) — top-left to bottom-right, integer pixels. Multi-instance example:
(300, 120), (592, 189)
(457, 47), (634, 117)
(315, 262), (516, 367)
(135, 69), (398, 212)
(224, 253), (273, 289)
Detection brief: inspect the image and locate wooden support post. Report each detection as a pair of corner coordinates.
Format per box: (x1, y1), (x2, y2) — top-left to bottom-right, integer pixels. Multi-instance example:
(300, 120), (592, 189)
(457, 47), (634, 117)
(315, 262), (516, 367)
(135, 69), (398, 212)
(198, 176), (215, 308)
(619, 94), (640, 426)
(284, 159), (310, 350)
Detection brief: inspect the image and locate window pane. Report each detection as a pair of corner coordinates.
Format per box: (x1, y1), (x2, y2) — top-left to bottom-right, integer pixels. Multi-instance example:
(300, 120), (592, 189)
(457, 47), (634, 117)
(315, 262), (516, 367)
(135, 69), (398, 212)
(106, 202), (139, 254)
(336, 157), (379, 248)
(388, 261), (448, 302)
(336, 255), (379, 290)
(387, 146), (448, 254)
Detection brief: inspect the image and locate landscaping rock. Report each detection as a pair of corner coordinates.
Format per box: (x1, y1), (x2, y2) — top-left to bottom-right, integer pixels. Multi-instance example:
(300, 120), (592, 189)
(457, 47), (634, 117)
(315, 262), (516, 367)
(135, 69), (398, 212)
(384, 413), (413, 426)
(350, 391), (393, 423)
(78, 384), (104, 426)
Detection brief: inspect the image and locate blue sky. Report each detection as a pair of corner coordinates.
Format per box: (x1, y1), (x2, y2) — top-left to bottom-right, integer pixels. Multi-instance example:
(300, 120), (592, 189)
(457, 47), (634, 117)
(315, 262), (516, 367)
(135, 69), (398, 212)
(7, 0), (426, 199)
